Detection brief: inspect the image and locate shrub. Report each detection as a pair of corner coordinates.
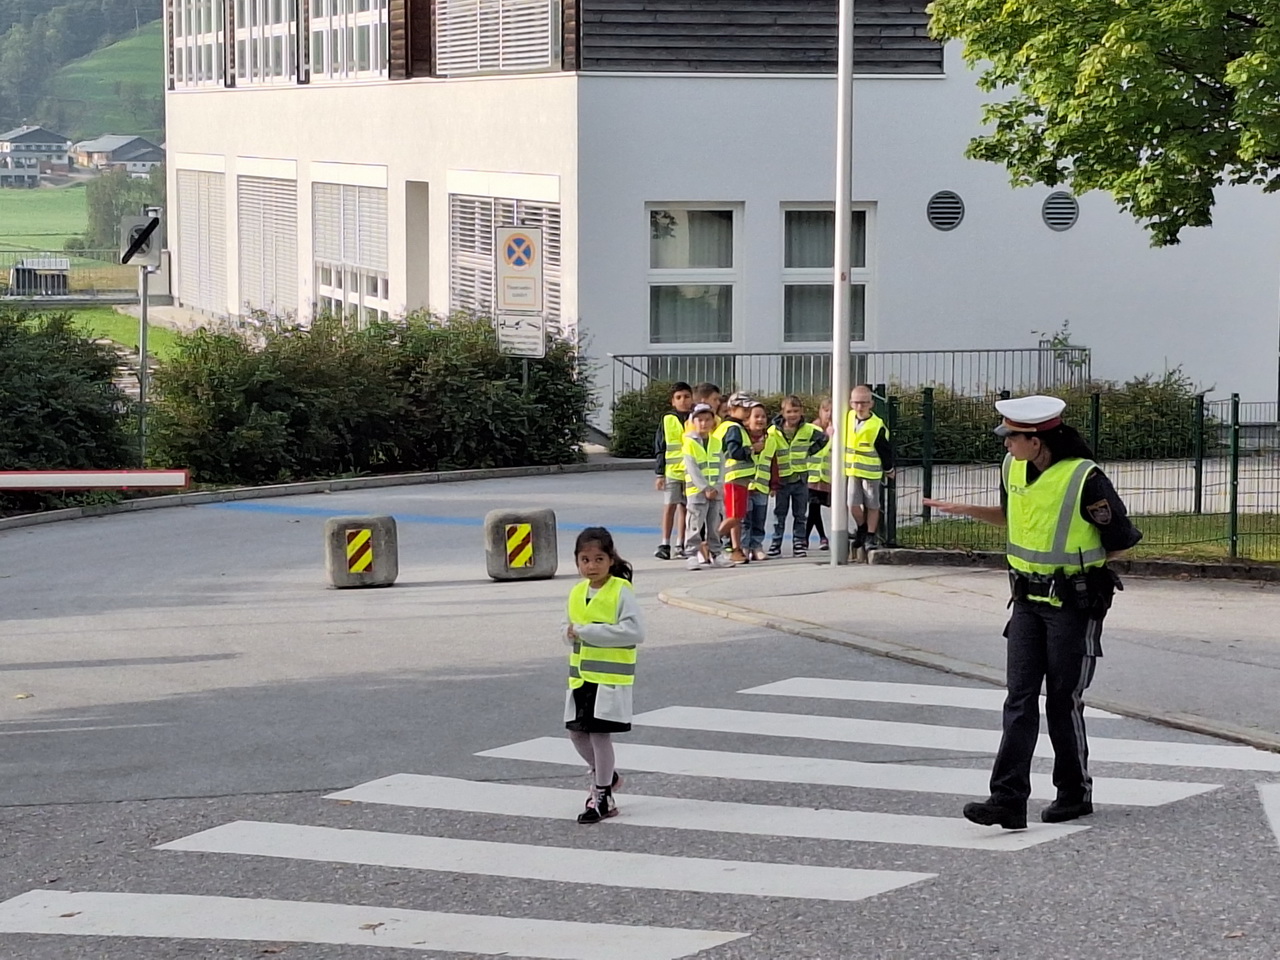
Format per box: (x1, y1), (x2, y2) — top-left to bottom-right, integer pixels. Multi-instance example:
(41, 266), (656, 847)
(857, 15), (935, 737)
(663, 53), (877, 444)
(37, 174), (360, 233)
(610, 380), (673, 459)
(148, 313), (593, 485)
(0, 309), (135, 515)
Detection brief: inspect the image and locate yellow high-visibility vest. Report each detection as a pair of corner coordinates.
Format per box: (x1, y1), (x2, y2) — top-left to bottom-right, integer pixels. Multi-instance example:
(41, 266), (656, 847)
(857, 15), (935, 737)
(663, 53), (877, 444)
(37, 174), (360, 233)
(749, 431), (783, 494)
(567, 577), (636, 687)
(682, 432), (722, 497)
(714, 419), (755, 485)
(1004, 454), (1106, 606)
(808, 430), (832, 485)
(844, 412), (888, 480)
(662, 413), (686, 481)
(769, 422), (823, 481)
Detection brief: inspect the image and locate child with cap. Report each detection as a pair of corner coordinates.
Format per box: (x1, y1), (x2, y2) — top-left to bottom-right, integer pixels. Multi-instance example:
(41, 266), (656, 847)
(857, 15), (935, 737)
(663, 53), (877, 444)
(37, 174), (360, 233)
(712, 392), (755, 565)
(653, 381), (694, 560)
(682, 403), (734, 569)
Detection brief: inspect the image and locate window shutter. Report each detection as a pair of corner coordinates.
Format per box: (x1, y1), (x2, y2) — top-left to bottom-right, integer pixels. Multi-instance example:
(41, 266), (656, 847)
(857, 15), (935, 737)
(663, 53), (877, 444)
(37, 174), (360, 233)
(449, 194), (495, 314)
(356, 186), (388, 270)
(239, 176), (298, 316)
(313, 183), (341, 260)
(178, 170), (228, 314)
(434, 0), (556, 75)
(202, 172), (228, 313)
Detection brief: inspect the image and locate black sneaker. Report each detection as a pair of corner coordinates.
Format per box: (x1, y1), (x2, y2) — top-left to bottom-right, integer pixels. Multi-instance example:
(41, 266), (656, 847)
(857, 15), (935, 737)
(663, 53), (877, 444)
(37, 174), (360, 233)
(766, 542), (782, 558)
(1041, 798), (1093, 823)
(793, 541), (807, 557)
(584, 771), (623, 810)
(578, 787), (617, 824)
(655, 544), (671, 560)
(819, 538), (829, 551)
(962, 799), (1027, 830)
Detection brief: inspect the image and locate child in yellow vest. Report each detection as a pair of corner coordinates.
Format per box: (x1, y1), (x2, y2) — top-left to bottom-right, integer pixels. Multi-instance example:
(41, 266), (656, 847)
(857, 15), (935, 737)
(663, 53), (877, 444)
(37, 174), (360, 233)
(563, 526), (644, 823)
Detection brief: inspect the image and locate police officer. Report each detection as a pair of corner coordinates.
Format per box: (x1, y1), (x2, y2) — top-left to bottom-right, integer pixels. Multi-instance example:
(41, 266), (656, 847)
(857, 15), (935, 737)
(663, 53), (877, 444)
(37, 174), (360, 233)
(924, 395), (1141, 828)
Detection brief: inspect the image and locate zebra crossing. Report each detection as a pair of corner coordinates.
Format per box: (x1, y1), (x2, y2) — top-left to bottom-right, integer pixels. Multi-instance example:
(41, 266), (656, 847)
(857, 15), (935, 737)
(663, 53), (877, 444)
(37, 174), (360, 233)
(0, 675), (1260, 959)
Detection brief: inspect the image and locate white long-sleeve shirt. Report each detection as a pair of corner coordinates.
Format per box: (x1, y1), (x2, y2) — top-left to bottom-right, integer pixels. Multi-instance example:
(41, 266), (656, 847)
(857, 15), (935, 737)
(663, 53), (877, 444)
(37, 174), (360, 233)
(562, 582), (646, 646)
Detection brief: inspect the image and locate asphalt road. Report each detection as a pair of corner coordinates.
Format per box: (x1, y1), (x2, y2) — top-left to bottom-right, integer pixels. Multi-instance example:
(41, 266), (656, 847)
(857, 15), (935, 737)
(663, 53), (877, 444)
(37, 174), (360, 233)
(2, 471), (1279, 959)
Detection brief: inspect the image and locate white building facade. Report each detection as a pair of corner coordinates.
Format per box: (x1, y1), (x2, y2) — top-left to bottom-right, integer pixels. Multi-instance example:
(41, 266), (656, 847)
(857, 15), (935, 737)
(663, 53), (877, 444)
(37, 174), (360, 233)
(163, 0), (1280, 407)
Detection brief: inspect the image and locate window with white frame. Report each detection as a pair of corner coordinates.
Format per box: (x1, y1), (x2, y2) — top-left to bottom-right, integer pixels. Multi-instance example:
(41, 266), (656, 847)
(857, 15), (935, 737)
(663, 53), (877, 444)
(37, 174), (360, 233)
(172, 0), (228, 87)
(449, 194), (565, 335)
(234, 0), (299, 84)
(782, 206), (871, 343)
(313, 183), (389, 326)
(434, 0), (562, 76)
(238, 176), (299, 318)
(648, 206), (736, 345)
(309, 0), (389, 80)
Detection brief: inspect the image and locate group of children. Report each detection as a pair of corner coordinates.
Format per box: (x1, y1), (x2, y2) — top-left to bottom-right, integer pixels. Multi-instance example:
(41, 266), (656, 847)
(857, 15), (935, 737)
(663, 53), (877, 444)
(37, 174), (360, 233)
(653, 381), (894, 567)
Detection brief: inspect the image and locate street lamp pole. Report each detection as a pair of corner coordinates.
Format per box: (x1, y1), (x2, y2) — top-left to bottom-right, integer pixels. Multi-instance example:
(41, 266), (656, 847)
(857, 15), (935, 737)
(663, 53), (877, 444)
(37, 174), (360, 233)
(829, 0), (855, 566)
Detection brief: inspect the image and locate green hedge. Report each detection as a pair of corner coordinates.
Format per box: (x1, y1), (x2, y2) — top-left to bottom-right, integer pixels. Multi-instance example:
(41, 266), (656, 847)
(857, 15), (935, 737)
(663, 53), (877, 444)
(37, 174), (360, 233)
(0, 309), (135, 515)
(149, 313), (593, 485)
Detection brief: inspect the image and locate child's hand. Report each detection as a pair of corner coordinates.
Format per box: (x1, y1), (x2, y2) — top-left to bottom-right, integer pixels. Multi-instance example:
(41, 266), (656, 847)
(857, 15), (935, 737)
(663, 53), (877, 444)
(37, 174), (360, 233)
(654, 477), (666, 491)
(751, 438), (764, 452)
(566, 624), (579, 641)
(705, 488), (718, 500)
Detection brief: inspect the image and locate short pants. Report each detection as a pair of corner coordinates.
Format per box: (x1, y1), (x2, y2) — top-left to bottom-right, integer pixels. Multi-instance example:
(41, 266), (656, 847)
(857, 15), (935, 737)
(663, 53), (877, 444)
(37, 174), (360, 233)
(662, 478), (687, 505)
(723, 482), (749, 520)
(846, 477), (882, 511)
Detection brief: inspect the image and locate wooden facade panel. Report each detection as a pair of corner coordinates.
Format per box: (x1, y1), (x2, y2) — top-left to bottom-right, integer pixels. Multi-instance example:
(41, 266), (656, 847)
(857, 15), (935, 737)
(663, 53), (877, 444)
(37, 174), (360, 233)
(579, 0), (942, 73)
(408, 0), (434, 76)
(388, 0), (410, 79)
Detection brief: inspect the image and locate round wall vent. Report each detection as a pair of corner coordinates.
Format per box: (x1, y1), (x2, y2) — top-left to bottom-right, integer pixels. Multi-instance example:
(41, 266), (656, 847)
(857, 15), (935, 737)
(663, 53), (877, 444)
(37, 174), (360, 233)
(1042, 191), (1080, 231)
(926, 191), (965, 231)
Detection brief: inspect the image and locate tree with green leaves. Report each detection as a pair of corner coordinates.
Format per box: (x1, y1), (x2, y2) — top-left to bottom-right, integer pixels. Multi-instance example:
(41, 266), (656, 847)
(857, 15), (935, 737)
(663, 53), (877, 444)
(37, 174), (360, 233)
(83, 164), (166, 249)
(929, 0), (1280, 245)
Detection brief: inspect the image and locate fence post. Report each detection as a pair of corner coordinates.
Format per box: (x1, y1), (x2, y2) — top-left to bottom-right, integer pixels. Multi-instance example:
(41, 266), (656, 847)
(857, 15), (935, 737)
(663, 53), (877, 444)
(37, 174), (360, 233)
(885, 395), (899, 545)
(1088, 392), (1101, 460)
(1229, 393), (1240, 559)
(921, 387), (935, 524)
(1192, 393), (1205, 516)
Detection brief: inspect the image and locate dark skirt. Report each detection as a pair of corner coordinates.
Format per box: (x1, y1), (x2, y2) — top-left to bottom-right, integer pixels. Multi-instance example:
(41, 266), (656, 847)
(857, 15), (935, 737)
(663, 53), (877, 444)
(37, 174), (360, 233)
(565, 682), (631, 734)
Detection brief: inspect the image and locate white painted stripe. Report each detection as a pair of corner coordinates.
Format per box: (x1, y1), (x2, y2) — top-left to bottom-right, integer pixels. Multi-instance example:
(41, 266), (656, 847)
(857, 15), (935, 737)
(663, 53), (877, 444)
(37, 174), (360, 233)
(632, 706), (1280, 772)
(741, 677), (1122, 719)
(478, 737), (1219, 807)
(1259, 784), (1280, 853)
(0, 469), (188, 490)
(160, 820), (934, 902)
(327, 775), (1086, 851)
(0, 890), (743, 960)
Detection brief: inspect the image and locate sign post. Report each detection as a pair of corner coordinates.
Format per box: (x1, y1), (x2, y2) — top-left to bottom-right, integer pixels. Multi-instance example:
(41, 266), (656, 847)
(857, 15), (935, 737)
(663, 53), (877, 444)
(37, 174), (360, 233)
(494, 226), (547, 387)
(120, 213), (163, 464)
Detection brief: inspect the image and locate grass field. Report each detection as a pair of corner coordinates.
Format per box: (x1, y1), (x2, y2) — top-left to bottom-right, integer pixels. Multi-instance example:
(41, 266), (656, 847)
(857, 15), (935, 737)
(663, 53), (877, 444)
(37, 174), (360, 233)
(0, 185), (89, 252)
(69, 307), (182, 361)
(48, 20), (165, 143)
(897, 513), (1280, 562)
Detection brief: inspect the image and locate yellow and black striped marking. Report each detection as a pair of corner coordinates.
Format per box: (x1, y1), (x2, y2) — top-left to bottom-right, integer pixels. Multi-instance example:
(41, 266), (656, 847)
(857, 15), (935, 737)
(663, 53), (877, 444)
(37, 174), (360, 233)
(505, 523), (533, 568)
(346, 528), (374, 573)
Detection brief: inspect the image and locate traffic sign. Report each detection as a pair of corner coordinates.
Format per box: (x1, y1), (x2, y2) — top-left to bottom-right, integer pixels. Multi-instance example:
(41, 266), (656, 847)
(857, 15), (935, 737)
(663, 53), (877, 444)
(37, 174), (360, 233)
(496, 313), (546, 359)
(120, 215), (162, 268)
(495, 226), (542, 312)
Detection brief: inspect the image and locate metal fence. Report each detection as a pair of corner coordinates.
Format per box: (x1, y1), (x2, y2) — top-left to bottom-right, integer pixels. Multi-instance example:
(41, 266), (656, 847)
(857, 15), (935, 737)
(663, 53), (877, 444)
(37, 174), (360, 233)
(608, 343), (1091, 416)
(0, 249), (136, 298)
(885, 390), (1280, 562)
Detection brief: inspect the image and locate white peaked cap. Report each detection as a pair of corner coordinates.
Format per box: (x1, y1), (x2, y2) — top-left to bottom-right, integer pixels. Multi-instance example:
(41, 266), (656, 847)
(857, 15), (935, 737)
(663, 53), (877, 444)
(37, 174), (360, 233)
(993, 395), (1067, 436)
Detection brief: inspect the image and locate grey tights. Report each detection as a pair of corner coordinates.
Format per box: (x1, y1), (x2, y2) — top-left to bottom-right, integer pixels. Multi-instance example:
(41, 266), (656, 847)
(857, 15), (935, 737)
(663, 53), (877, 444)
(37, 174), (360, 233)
(567, 731), (616, 788)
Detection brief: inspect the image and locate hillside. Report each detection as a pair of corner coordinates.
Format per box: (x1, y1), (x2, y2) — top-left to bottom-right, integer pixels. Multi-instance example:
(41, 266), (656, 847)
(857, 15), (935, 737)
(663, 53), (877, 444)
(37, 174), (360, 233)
(45, 20), (165, 143)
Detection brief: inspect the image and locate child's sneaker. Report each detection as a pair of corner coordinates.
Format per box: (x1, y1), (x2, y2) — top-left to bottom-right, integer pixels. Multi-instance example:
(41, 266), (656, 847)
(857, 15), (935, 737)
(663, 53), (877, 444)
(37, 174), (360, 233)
(793, 540), (808, 557)
(584, 772), (622, 810)
(655, 544), (671, 560)
(578, 787), (618, 824)
(675, 542), (687, 558)
(712, 553), (735, 568)
(730, 548), (748, 564)
(751, 548), (767, 562)
(766, 542), (782, 558)
(686, 554), (703, 570)
(819, 538), (830, 551)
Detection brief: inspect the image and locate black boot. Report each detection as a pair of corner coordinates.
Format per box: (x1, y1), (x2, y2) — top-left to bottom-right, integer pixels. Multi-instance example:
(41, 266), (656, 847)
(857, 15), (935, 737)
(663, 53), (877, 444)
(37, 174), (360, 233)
(1041, 798), (1093, 823)
(963, 798), (1027, 830)
(584, 771), (622, 810)
(578, 785), (618, 824)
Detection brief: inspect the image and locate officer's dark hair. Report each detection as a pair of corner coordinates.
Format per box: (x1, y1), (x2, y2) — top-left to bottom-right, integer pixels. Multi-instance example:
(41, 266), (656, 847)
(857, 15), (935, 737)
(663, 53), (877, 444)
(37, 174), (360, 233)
(575, 526), (634, 582)
(670, 381), (693, 397)
(1026, 424), (1096, 463)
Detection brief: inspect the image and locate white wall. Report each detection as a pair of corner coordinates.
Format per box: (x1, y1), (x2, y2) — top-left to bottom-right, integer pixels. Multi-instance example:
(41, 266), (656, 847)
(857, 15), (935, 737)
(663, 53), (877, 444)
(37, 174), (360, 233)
(164, 73), (580, 323)
(577, 46), (1280, 402)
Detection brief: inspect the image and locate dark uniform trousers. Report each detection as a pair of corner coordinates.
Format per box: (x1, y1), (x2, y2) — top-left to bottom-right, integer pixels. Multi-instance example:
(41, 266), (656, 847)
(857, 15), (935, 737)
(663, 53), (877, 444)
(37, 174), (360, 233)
(990, 598), (1101, 810)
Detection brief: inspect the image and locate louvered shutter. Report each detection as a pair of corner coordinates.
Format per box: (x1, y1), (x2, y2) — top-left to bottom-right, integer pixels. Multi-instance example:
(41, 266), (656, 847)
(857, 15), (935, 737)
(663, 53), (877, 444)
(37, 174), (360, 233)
(449, 194), (495, 314)
(239, 176), (298, 316)
(313, 183), (341, 261)
(177, 169), (228, 314)
(356, 186), (388, 270)
(501, 0), (554, 71)
(434, 0), (556, 75)
(202, 173), (227, 313)
(178, 170), (200, 308)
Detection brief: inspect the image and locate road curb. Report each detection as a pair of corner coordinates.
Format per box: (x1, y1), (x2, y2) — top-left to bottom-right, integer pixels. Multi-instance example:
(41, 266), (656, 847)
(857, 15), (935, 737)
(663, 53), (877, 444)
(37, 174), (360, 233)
(871, 547), (1280, 583)
(658, 585), (1280, 755)
(0, 459), (652, 533)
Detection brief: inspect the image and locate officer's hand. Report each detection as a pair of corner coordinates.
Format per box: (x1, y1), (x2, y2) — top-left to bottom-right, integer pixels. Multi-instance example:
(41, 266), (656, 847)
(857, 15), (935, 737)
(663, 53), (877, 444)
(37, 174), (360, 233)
(885, 468), (896, 481)
(923, 498), (963, 515)
(654, 477), (666, 491)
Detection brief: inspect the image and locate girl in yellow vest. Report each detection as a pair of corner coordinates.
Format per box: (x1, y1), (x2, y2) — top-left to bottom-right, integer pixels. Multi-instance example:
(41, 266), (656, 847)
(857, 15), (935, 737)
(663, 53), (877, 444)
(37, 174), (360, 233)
(563, 526), (645, 824)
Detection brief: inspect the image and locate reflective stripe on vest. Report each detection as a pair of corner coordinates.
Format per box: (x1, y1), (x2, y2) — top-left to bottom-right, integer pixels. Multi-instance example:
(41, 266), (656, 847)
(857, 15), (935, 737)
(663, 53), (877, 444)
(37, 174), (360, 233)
(662, 414), (686, 481)
(682, 432), (722, 497)
(566, 577), (636, 687)
(844, 412), (887, 480)
(771, 422), (820, 481)
(714, 420), (755, 485)
(1004, 454), (1107, 602)
(808, 433), (832, 485)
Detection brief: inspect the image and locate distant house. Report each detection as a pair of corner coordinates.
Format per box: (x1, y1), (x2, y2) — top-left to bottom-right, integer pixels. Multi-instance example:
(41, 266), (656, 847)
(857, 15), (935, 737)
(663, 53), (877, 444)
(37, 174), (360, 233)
(0, 125), (71, 174)
(72, 135), (164, 177)
(0, 156), (39, 188)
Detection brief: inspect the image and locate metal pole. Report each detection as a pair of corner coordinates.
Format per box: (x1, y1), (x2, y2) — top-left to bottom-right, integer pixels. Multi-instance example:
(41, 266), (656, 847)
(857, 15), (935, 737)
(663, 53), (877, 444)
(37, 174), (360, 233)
(829, 0), (855, 566)
(138, 266), (149, 465)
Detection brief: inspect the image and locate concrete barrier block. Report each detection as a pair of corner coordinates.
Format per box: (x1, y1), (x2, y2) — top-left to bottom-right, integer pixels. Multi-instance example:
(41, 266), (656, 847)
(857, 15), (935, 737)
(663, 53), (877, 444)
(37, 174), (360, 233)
(325, 515), (398, 588)
(485, 508), (558, 581)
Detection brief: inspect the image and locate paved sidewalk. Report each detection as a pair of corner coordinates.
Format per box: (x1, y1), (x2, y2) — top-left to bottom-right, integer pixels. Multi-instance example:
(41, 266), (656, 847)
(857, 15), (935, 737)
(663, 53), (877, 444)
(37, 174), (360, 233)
(660, 558), (1280, 751)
